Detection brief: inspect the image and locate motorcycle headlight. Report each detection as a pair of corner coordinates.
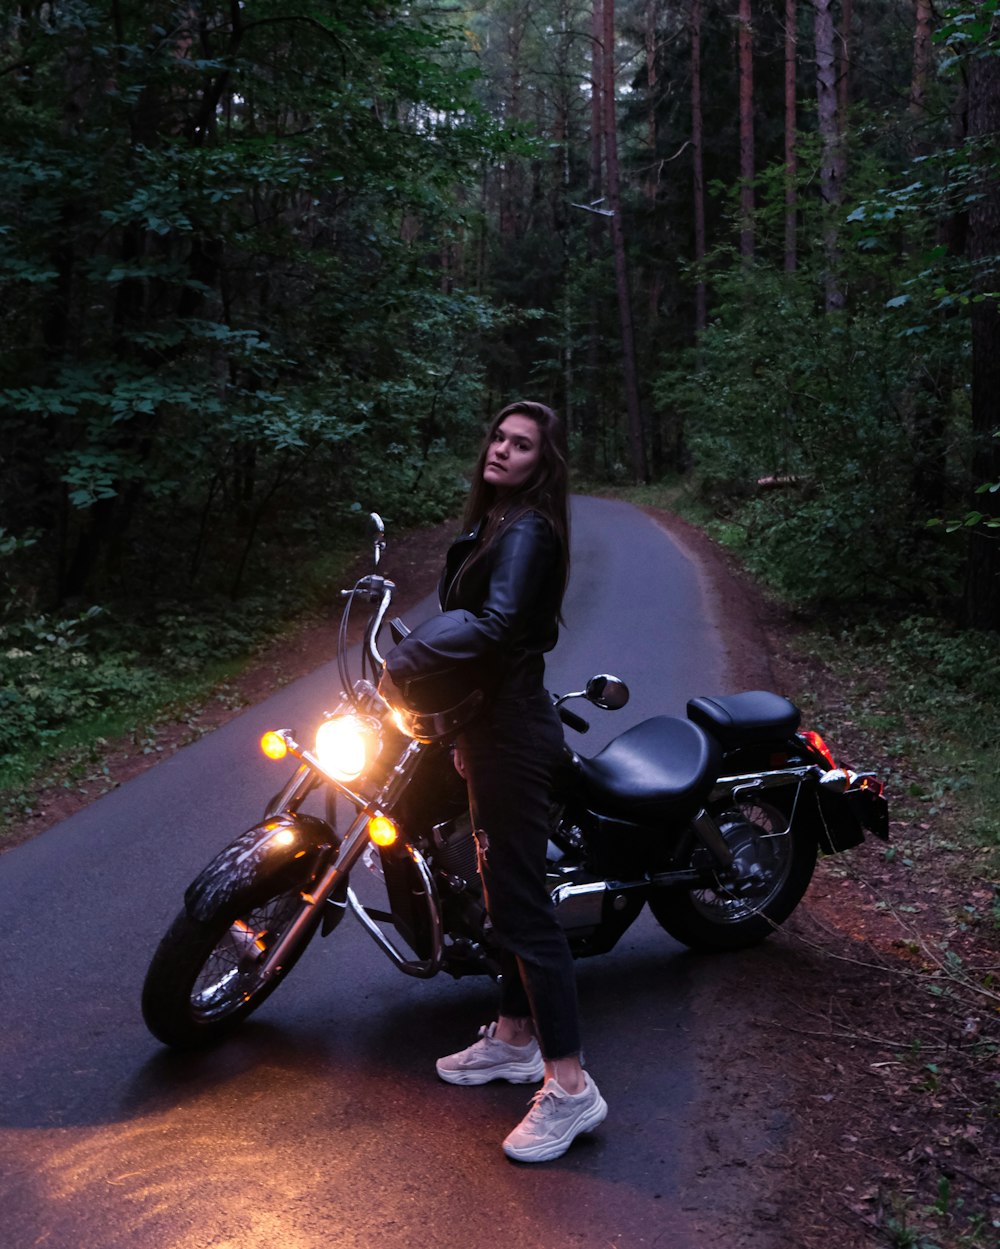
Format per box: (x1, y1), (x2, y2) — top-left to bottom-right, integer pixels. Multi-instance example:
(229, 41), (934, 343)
(314, 715), (379, 782)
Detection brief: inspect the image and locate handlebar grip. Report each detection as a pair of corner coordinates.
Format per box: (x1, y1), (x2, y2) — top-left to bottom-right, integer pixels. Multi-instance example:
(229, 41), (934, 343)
(559, 707), (590, 734)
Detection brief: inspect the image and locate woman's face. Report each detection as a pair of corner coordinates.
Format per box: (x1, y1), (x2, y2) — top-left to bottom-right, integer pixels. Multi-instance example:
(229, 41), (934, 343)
(482, 413), (542, 494)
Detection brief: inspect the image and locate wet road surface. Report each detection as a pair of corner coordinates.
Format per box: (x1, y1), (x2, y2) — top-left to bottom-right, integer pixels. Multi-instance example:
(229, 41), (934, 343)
(0, 497), (779, 1249)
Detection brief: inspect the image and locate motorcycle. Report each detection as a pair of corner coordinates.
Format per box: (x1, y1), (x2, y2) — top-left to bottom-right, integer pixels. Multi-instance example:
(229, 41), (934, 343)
(142, 513), (889, 1049)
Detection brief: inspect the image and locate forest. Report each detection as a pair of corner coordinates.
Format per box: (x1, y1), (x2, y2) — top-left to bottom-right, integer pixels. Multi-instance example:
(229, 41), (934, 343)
(0, 0), (998, 772)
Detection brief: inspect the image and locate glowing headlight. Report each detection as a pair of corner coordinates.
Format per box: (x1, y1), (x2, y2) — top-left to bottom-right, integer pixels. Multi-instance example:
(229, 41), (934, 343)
(314, 715), (377, 782)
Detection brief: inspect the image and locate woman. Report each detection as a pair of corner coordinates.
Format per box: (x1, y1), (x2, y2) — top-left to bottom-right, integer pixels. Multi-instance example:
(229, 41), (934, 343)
(380, 401), (607, 1163)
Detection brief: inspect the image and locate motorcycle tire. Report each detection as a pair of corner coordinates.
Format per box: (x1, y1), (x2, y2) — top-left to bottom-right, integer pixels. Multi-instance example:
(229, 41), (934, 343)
(648, 796), (817, 952)
(141, 880), (322, 1049)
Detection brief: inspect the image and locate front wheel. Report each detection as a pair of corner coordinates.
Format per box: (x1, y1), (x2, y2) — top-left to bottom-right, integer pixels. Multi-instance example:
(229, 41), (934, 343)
(648, 796), (816, 951)
(142, 882), (322, 1049)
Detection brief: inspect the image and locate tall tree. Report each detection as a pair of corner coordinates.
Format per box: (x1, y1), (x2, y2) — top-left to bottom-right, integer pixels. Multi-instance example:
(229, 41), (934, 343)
(691, 0), (708, 329)
(815, 0), (845, 309)
(584, 0), (607, 460)
(644, 0), (665, 323)
(738, 0), (755, 260)
(910, 0), (935, 116)
(964, 50), (1000, 628)
(838, 0), (853, 123)
(600, 0), (648, 481)
(784, 0), (797, 273)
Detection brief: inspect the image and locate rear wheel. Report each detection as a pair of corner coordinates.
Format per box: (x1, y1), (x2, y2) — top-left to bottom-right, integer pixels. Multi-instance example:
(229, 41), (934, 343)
(648, 796), (816, 951)
(142, 881), (321, 1049)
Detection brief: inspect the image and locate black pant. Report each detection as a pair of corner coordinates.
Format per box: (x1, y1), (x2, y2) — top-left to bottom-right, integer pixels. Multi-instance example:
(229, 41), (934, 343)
(458, 688), (581, 1061)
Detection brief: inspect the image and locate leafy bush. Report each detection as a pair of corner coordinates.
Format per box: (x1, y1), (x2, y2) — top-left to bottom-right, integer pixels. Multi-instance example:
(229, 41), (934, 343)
(0, 608), (161, 759)
(656, 137), (974, 611)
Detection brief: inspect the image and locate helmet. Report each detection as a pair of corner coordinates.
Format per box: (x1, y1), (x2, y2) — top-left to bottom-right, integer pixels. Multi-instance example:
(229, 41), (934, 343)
(390, 686), (487, 743)
(384, 611), (496, 742)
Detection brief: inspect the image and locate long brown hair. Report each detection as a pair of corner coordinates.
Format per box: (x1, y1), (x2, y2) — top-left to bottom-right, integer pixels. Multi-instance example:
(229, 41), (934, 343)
(458, 400), (571, 607)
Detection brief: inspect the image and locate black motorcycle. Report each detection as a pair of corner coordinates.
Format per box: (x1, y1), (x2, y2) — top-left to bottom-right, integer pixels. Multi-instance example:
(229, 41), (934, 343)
(142, 513), (889, 1048)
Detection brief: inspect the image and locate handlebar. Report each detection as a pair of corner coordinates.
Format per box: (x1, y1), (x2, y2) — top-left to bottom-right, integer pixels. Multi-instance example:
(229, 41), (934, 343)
(339, 558), (617, 736)
(558, 706), (590, 734)
(338, 574), (396, 708)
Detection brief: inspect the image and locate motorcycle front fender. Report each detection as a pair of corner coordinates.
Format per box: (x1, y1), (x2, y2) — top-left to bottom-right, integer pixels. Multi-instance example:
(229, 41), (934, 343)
(184, 812), (339, 923)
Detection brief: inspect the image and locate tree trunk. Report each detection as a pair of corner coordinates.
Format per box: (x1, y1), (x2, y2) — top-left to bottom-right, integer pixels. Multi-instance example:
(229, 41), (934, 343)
(644, 0), (665, 471)
(963, 52), (1000, 630)
(645, 0), (659, 198)
(691, 0), (707, 331)
(815, 0), (845, 309)
(555, 1), (574, 429)
(583, 0), (606, 470)
(644, 0), (664, 325)
(910, 0), (934, 115)
(784, 0), (797, 273)
(906, 0), (948, 514)
(838, 0), (852, 124)
(738, 0), (754, 261)
(602, 0), (648, 482)
(500, 11), (525, 239)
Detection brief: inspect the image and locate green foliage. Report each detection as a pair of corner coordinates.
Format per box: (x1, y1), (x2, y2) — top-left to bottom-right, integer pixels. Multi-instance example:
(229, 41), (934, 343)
(0, 0), (506, 614)
(655, 134), (975, 608)
(0, 605), (156, 759)
(0, 0), (512, 804)
(0, 540), (357, 776)
(799, 612), (1000, 874)
(936, 0), (1000, 61)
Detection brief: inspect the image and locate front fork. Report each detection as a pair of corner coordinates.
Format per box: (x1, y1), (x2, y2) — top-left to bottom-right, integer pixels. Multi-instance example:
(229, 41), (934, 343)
(255, 735), (426, 982)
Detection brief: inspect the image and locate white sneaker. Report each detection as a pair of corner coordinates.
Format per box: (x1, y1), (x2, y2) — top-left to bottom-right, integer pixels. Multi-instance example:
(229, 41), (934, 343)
(502, 1073), (608, 1162)
(436, 1022), (545, 1086)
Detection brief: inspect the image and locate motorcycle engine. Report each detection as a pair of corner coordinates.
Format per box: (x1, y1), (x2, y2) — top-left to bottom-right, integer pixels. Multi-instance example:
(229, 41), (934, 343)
(431, 814), (481, 895)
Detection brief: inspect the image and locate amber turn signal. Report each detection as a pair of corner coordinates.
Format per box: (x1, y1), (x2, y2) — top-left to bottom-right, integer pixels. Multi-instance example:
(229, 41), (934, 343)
(260, 730), (288, 761)
(368, 814), (398, 847)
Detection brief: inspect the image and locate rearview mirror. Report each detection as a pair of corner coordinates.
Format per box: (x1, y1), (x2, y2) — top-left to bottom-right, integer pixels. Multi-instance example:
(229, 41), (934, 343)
(585, 674), (629, 711)
(369, 512), (386, 568)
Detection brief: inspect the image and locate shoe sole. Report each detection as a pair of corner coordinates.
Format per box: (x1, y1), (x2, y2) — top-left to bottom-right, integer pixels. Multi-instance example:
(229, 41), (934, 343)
(436, 1056), (545, 1086)
(502, 1094), (608, 1162)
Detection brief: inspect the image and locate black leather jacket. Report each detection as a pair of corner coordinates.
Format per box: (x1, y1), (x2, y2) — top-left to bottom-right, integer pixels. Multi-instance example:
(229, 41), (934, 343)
(385, 511), (561, 707)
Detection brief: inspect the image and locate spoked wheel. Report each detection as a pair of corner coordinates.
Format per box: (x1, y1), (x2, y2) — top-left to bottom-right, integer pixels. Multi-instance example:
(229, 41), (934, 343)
(648, 797), (816, 951)
(142, 881), (321, 1049)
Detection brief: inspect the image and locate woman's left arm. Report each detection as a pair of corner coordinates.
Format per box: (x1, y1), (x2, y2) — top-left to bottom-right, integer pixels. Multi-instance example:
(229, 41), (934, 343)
(469, 513), (557, 648)
(384, 514), (556, 690)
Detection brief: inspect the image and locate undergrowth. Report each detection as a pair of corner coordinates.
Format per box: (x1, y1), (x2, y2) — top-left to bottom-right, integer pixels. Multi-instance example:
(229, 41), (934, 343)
(0, 540), (363, 839)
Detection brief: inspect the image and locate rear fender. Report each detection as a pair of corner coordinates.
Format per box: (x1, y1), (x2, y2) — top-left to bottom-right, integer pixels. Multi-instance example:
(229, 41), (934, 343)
(184, 813), (339, 922)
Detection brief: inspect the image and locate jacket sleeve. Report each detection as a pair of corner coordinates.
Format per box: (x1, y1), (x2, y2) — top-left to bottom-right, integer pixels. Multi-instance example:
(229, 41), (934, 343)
(384, 513), (556, 692)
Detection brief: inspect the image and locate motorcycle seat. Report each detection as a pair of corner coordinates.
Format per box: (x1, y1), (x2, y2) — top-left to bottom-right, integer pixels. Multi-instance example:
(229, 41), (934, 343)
(686, 691), (800, 748)
(578, 716), (723, 823)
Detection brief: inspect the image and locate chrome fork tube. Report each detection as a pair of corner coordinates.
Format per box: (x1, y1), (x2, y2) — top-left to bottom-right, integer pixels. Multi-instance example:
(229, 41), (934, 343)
(263, 764), (316, 819)
(257, 739), (425, 980)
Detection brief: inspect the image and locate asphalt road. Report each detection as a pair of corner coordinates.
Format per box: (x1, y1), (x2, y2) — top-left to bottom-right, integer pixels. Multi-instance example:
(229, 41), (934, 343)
(0, 496), (776, 1249)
